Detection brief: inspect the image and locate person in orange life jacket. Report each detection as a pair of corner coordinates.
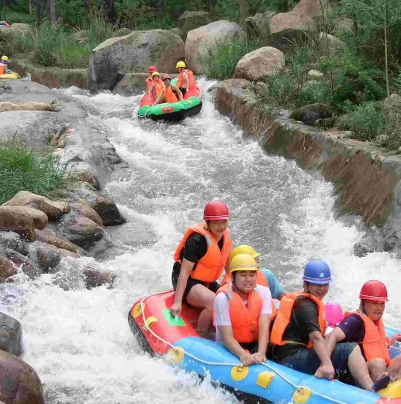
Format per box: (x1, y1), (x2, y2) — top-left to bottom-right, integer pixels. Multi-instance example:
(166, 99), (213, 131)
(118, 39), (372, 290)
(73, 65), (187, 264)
(146, 65), (157, 90)
(214, 254), (272, 366)
(270, 261), (390, 392)
(170, 200), (232, 332)
(176, 61), (195, 97)
(153, 74), (183, 105)
(326, 280), (401, 382)
(222, 245), (286, 300)
(148, 72), (164, 104)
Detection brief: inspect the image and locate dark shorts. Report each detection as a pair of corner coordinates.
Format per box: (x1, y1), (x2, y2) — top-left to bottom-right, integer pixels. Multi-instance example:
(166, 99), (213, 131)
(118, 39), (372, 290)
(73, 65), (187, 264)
(172, 270), (220, 301)
(279, 342), (357, 382)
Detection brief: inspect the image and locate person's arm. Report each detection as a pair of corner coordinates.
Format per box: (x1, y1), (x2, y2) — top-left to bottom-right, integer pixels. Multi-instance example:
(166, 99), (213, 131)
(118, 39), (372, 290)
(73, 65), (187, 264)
(254, 314), (271, 363)
(219, 325), (255, 366)
(183, 71), (189, 89)
(170, 258), (195, 317)
(148, 82), (155, 99)
(325, 327), (346, 356)
(310, 331), (335, 380)
(261, 268), (286, 300)
(389, 333), (401, 345)
(173, 85), (183, 100)
(153, 92), (164, 105)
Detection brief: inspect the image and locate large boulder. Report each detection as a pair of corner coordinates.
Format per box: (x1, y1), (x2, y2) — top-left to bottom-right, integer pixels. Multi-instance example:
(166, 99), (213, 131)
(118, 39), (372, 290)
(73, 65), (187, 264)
(2, 191), (69, 220)
(0, 312), (22, 356)
(83, 268), (114, 289)
(292, 0), (329, 18)
(269, 12), (315, 35)
(185, 20), (247, 75)
(0, 350), (45, 404)
(0, 207), (36, 241)
(178, 11), (211, 39)
(27, 241), (62, 273)
(34, 228), (78, 253)
(113, 73), (149, 96)
(3, 249), (38, 279)
(317, 32), (345, 55)
(0, 254), (17, 282)
(0, 23), (33, 39)
(234, 47), (284, 81)
(245, 11), (276, 39)
(112, 27), (132, 37)
(0, 232), (28, 256)
(88, 30), (185, 92)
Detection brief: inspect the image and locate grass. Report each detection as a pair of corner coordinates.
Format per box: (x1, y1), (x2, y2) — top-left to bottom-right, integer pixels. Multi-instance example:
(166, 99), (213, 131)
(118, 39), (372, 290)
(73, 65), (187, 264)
(0, 141), (67, 205)
(0, 9), (35, 24)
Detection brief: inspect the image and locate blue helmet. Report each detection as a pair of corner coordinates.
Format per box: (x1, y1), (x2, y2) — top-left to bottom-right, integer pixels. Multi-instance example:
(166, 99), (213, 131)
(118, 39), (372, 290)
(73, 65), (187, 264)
(303, 260), (332, 285)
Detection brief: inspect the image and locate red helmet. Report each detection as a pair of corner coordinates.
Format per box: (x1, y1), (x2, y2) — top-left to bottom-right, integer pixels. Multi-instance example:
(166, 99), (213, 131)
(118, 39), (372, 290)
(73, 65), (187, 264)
(203, 200), (230, 221)
(162, 74), (172, 80)
(359, 280), (389, 302)
(148, 65), (157, 73)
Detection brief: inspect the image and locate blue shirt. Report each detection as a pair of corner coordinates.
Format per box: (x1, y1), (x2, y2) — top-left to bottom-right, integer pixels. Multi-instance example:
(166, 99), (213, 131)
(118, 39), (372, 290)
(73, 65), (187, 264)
(261, 268), (284, 299)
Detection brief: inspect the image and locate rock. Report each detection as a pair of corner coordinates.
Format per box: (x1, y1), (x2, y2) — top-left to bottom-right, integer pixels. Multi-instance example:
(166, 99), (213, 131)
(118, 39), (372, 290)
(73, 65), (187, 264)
(0, 312), (22, 356)
(0, 255), (17, 282)
(0, 232), (28, 256)
(291, 103), (332, 126)
(5, 207), (48, 230)
(185, 20), (247, 75)
(307, 69), (324, 80)
(27, 241), (61, 273)
(2, 191), (69, 220)
(292, 0), (329, 18)
(178, 11), (211, 39)
(77, 201), (103, 226)
(332, 17), (355, 36)
(234, 46), (284, 81)
(314, 117), (335, 128)
(70, 30), (88, 42)
(71, 184), (126, 226)
(0, 207), (36, 241)
(64, 162), (100, 190)
(169, 28), (182, 39)
(216, 78), (251, 90)
(34, 229), (78, 254)
(88, 30), (185, 92)
(113, 73), (149, 96)
(0, 350), (45, 404)
(59, 249), (79, 259)
(56, 212), (104, 250)
(384, 94), (401, 109)
(318, 32), (345, 55)
(83, 268), (114, 289)
(2, 248), (38, 279)
(0, 23), (33, 39)
(112, 27), (132, 37)
(245, 11), (276, 39)
(269, 12), (315, 35)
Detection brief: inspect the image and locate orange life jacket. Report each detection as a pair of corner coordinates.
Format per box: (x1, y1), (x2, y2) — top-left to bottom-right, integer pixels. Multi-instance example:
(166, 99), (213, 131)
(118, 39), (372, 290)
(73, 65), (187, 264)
(177, 69), (195, 89)
(345, 311), (390, 365)
(270, 292), (326, 347)
(163, 85), (179, 103)
(215, 283), (263, 343)
(146, 77), (154, 90)
(174, 223), (233, 283)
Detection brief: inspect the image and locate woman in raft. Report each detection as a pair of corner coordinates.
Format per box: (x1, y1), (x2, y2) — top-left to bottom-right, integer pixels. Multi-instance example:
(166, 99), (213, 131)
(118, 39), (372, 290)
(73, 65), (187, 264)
(170, 200), (232, 332)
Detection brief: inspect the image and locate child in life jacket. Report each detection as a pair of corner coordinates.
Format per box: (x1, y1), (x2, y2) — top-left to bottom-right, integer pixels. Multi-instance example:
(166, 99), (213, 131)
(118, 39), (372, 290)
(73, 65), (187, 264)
(326, 280), (401, 382)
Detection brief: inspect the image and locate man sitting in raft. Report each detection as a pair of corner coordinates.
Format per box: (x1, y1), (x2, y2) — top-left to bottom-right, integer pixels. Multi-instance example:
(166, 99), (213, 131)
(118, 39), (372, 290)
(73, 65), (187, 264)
(146, 65), (157, 90)
(176, 61), (196, 98)
(0, 55), (11, 72)
(222, 245), (286, 300)
(148, 72), (164, 104)
(270, 260), (390, 392)
(326, 280), (401, 382)
(170, 200), (232, 332)
(153, 74), (182, 105)
(214, 254), (272, 366)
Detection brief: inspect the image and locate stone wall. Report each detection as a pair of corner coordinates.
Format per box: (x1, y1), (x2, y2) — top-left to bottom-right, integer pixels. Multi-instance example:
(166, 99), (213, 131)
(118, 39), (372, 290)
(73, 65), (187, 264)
(213, 79), (401, 254)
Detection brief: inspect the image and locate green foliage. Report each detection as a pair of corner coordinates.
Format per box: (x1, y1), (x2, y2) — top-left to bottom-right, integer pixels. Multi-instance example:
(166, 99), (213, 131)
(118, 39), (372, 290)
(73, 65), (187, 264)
(206, 40), (260, 80)
(0, 9), (35, 24)
(299, 81), (333, 105)
(0, 141), (67, 205)
(375, 103), (401, 150)
(55, 0), (86, 26)
(344, 102), (387, 141)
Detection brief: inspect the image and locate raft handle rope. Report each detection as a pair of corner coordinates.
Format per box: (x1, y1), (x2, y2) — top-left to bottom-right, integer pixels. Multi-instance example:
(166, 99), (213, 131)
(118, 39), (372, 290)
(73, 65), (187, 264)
(138, 291), (351, 404)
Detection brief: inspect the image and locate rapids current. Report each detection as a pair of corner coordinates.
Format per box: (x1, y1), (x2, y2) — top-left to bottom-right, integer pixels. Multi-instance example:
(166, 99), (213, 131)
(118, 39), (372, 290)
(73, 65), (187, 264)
(1, 79), (401, 404)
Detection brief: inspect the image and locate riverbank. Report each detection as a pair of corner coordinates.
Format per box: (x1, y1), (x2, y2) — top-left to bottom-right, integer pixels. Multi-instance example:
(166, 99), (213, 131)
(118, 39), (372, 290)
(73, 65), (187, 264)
(213, 79), (401, 256)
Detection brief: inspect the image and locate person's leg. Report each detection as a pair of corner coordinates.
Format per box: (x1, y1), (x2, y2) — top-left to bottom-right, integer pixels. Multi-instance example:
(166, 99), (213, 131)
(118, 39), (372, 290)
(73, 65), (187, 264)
(387, 354), (401, 379)
(346, 345), (377, 390)
(279, 348), (321, 375)
(186, 284), (216, 332)
(367, 358), (387, 382)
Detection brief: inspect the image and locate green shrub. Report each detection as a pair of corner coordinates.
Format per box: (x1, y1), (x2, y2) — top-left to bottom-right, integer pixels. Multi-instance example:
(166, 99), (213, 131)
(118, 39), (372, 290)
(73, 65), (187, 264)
(374, 103), (401, 151)
(344, 101), (387, 141)
(0, 142), (67, 205)
(299, 80), (333, 105)
(206, 40), (259, 80)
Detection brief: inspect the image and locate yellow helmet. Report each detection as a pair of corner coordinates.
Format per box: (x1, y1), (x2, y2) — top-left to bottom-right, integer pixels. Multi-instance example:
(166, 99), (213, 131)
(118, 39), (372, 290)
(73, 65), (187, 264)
(1, 56), (9, 61)
(151, 71), (160, 78)
(228, 245), (260, 266)
(176, 61), (186, 68)
(229, 254), (259, 273)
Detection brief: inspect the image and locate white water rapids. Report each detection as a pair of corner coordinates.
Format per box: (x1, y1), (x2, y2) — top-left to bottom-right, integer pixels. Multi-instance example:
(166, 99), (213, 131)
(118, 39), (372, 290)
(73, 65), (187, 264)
(1, 79), (401, 404)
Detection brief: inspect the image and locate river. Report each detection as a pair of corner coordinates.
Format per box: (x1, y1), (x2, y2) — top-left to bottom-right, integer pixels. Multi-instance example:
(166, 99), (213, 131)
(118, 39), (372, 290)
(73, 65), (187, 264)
(1, 79), (401, 404)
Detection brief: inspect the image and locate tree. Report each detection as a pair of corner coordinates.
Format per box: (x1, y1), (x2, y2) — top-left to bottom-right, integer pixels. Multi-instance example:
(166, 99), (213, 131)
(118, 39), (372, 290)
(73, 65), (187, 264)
(49, 0), (57, 24)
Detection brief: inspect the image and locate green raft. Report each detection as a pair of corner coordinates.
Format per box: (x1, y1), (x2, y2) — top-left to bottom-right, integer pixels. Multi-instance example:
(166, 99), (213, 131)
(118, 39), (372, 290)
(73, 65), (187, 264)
(138, 96), (202, 121)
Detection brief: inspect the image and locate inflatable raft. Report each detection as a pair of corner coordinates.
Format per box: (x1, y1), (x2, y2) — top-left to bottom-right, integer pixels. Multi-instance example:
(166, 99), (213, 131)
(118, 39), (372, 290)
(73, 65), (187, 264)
(128, 290), (401, 404)
(0, 72), (20, 79)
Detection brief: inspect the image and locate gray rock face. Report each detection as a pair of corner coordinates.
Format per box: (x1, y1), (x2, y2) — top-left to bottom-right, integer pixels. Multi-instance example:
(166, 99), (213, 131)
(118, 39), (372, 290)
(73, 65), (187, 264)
(27, 241), (61, 273)
(185, 20), (247, 75)
(178, 11), (211, 38)
(0, 350), (45, 404)
(0, 312), (22, 356)
(246, 11), (276, 39)
(88, 29), (185, 92)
